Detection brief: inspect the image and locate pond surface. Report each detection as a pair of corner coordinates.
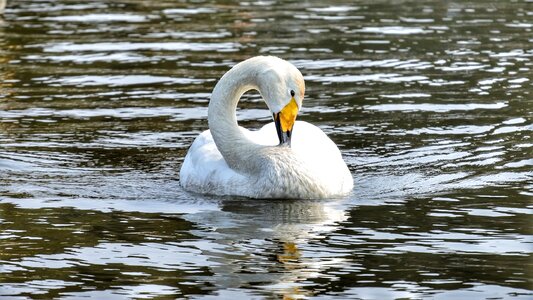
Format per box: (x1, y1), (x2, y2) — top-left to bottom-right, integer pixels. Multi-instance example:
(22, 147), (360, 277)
(0, 0), (532, 299)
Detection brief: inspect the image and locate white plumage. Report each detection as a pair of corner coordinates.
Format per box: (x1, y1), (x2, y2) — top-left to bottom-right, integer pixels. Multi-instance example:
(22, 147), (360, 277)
(180, 56), (353, 199)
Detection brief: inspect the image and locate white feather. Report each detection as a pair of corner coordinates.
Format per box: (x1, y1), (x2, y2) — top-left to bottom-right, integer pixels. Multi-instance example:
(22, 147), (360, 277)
(180, 56), (353, 199)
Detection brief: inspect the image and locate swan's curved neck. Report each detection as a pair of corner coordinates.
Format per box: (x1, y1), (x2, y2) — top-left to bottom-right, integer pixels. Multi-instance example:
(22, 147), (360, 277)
(208, 61), (263, 173)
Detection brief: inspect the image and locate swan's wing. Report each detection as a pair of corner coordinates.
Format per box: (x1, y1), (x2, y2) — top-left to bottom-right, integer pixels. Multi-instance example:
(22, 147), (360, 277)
(246, 122), (279, 146)
(254, 121), (353, 193)
(179, 130), (247, 195)
(253, 121), (342, 159)
(291, 121), (353, 193)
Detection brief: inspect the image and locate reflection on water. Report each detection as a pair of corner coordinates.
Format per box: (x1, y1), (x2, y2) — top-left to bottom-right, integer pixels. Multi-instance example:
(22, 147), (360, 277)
(1, 0), (532, 299)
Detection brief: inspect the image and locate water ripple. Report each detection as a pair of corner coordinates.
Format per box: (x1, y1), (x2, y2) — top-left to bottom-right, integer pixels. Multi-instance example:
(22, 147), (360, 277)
(41, 14), (149, 23)
(308, 73), (428, 83)
(36, 42), (241, 53)
(33, 75), (206, 87)
(355, 26), (432, 35)
(364, 102), (507, 112)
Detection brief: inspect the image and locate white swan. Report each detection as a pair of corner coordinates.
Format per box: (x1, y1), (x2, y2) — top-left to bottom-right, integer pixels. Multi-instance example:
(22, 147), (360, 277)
(180, 56), (353, 199)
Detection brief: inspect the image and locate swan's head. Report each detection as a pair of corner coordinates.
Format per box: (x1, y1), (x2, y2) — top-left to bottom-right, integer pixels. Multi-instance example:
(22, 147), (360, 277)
(255, 57), (305, 146)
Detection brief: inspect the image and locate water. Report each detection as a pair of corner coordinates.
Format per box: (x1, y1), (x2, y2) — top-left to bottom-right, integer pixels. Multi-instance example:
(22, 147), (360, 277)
(0, 0), (532, 299)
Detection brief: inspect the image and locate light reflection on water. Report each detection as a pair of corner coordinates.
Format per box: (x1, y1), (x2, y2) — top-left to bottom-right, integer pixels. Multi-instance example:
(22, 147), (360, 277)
(1, 0), (532, 299)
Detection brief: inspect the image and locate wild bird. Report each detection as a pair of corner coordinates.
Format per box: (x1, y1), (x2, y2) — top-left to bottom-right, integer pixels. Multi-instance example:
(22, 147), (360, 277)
(180, 56), (353, 199)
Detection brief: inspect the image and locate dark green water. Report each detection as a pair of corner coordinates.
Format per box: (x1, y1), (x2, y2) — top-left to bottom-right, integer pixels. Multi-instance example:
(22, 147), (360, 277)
(0, 0), (532, 299)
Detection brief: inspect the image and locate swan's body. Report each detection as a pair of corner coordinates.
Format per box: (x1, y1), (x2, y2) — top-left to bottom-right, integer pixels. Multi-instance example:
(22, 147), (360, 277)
(180, 56), (353, 199)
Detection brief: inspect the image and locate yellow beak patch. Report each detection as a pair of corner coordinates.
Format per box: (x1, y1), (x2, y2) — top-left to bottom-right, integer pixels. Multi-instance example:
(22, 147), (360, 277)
(280, 97), (299, 132)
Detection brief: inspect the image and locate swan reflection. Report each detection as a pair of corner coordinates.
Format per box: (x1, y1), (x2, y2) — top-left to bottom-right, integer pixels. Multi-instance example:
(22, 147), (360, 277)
(183, 198), (349, 298)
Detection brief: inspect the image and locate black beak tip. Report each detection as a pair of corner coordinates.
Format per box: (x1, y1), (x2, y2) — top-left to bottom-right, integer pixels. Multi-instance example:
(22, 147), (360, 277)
(273, 112), (292, 147)
(280, 130), (292, 147)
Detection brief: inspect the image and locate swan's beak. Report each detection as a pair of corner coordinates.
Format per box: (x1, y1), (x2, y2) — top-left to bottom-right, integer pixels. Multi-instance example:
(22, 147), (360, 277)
(273, 97), (299, 146)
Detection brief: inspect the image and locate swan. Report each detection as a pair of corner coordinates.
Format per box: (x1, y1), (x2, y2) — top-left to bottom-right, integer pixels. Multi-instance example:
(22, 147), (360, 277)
(180, 56), (353, 199)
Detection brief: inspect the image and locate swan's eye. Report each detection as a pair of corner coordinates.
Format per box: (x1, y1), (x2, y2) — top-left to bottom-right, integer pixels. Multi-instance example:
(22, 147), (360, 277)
(290, 90), (295, 97)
